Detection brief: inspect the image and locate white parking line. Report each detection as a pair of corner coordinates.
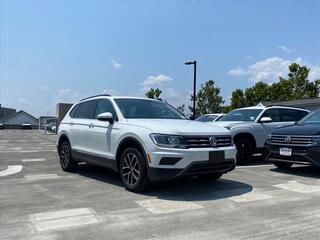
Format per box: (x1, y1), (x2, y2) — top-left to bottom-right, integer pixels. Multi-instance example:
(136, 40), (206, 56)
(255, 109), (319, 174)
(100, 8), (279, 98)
(136, 198), (203, 214)
(29, 208), (99, 232)
(228, 190), (274, 202)
(24, 174), (60, 181)
(274, 181), (320, 194)
(22, 158), (46, 162)
(0, 165), (23, 177)
(237, 164), (274, 169)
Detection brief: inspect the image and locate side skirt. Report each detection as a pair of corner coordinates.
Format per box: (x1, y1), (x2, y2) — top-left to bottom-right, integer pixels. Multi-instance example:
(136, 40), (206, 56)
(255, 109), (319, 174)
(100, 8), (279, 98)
(72, 150), (117, 171)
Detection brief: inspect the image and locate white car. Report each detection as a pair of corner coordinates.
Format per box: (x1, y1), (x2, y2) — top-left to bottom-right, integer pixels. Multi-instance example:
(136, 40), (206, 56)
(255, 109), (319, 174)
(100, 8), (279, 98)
(57, 94), (236, 192)
(213, 104), (309, 164)
(195, 114), (225, 123)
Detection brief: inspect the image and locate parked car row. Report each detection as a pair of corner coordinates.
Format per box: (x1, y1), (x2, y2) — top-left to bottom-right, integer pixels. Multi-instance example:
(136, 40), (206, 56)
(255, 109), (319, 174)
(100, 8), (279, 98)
(57, 94), (318, 192)
(41, 121), (57, 133)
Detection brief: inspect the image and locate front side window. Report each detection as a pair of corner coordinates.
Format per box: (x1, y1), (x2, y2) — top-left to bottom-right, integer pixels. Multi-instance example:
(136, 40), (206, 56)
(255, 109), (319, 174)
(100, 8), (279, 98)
(69, 104), (79, 118)
(260, 109), (280, 122)
(279, 109), (308, 122)
(95, 99), (117, 119)
(114, 98), (186, 119)
(77, 100), (98, 119)
(218, 109), (263, 122)
(195, 115), (218, 122)
(298, 110), (320, 125)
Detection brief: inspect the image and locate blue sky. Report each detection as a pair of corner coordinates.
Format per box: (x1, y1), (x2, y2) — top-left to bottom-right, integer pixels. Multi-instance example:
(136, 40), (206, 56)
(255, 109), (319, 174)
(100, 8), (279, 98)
(0, 0), (319, 116)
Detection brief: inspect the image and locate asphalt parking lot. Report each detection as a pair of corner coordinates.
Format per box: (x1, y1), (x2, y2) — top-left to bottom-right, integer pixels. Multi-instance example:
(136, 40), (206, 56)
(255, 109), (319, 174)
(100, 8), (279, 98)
(1, 130), (320, 240)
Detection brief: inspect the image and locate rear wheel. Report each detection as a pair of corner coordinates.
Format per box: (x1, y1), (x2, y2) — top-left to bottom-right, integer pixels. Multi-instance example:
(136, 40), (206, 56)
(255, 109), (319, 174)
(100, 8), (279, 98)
(235, 138), (254, 165)
(198, 173), (222, 181)
(274, 162), (293, 169)
(59, 141), (77, 172)
(120, 147), (150, 192)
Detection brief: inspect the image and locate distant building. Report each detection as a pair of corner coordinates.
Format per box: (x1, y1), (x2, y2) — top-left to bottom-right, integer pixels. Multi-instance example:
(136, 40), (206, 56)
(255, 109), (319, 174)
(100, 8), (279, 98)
(1, 110), (38, 129)
(263, 98), (320, 111)
(0, 104), (16, 120)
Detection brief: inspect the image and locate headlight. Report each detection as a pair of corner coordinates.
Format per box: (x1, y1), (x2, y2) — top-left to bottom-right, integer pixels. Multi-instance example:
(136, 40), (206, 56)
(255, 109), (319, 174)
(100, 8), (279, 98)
(150, 134), (187, 149)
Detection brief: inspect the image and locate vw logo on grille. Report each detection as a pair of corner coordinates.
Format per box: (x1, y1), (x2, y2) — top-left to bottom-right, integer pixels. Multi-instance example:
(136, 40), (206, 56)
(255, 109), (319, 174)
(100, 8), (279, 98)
(209, 136), (217, 147)
(284, 136), (291, 143)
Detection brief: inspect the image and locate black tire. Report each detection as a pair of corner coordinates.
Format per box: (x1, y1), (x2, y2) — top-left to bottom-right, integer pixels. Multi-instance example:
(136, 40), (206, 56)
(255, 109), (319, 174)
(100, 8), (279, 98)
(235, 138), (254, 165)
(274, 162), (293, 169)
(59, 141), (77, 172)
(198, 173), (223, 181)
(120, 147), (150, 193)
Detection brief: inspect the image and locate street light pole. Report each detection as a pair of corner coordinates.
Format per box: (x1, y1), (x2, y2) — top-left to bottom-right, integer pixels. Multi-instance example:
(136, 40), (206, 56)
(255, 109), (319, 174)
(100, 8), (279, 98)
(185, 60), (197, 117)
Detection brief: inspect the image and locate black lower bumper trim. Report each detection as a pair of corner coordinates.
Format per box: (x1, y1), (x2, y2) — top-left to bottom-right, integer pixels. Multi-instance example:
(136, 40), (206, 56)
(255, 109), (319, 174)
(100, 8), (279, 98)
(148, 159), (236, 181)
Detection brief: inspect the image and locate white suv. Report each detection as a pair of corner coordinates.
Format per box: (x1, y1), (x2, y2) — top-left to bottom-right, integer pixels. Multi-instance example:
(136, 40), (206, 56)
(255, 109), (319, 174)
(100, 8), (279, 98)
(57, 94), (236, 192)
(212, 104), (309, 164)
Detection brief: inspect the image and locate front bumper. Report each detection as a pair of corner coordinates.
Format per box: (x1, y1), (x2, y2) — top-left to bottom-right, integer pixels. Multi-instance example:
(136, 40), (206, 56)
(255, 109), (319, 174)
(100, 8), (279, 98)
(265, 143), (320, 167)
(146, 146), (236, 181)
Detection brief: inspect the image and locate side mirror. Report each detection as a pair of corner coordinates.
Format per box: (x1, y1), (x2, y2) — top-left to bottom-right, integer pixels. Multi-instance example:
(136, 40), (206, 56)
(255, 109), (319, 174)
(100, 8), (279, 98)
(97, 112), (114, 124)
(260, 117), (272, 123)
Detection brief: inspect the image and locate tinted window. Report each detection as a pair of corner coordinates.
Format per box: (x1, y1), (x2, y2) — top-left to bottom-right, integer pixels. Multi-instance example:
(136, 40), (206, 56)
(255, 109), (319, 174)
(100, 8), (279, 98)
(260, 109), (280, 122)
(95, 99), (117, 119)
(279, 109), (308, 122)
(299, 110), (320, 124)
(114, 99), (186, 119)
(195, 115), (218, 122)
(77, 100), (98, 119)
(69, 104), (79, 118)
(219, 109), (262, 121)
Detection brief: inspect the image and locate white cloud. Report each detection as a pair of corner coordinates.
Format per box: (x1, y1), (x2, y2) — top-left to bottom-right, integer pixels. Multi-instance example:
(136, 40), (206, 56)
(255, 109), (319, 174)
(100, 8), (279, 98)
(55, 88), (82, 104)
(278, 46), (296, 53)
(229, 67), (247, 76)
(309, 66), (320, 81)
(102, 89), (118, 95)
(141, 74), (172, 88)
(110, 59), (123, 70)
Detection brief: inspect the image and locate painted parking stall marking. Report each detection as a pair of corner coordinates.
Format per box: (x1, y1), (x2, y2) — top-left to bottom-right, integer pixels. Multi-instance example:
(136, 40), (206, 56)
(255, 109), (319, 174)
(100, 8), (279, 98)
(0, 165), (23, 177)
(21, 158), (46, 163)
(24, 173), (61, 181)
(29, 208), (99, 232)
(274, 181), (320, 194)
(136, 198), (203, 214)
(227, 190), (274, 203)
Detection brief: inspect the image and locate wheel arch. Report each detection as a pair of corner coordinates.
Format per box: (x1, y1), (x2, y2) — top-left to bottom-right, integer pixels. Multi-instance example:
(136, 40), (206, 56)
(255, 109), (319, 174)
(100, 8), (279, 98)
(115, 137), (147, 172)
(58, 134), (71, 150)
(233, 132), (257, 150)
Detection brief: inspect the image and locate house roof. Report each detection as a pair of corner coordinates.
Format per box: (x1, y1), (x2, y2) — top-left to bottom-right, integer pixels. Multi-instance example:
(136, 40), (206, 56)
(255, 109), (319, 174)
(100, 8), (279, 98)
(1, 110), (38, 123)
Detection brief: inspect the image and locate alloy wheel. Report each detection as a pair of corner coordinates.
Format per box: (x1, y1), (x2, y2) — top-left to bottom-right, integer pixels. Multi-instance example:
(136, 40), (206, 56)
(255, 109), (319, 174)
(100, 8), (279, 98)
(121, 152), (141, 186)
(60, 143), (70, 168)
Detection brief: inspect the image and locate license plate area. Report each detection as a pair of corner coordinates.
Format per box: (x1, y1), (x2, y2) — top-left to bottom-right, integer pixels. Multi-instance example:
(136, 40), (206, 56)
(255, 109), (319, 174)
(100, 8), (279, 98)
(280, 147), (292, 156)
(209, 151), (225, 163)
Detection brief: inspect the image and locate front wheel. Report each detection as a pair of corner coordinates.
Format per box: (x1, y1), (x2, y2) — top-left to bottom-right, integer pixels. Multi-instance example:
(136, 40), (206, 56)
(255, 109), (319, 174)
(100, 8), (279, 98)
(235, 138), (254, 165)
(274, 162), (293, 169)
(120, 147), (150, 193)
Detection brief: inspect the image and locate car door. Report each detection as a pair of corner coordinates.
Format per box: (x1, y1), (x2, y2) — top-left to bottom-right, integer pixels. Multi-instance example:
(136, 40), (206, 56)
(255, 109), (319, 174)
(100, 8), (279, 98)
(71, 100), (98, 154)
(257, 108), (282, 143)
(86, 99), (118, 168)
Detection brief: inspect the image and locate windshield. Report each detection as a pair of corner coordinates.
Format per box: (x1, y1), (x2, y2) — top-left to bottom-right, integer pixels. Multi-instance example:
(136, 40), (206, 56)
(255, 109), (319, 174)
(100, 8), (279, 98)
(195, 115), (219, 122)
(298, 110), (320, 125)
(114, 98), (187, 119)
(218, 109), (263, 122)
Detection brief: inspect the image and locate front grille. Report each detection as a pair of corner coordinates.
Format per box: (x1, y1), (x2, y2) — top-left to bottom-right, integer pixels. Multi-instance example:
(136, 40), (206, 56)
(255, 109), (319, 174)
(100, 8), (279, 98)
(184, 135), (232, 148)
(270, 135), (313, 145)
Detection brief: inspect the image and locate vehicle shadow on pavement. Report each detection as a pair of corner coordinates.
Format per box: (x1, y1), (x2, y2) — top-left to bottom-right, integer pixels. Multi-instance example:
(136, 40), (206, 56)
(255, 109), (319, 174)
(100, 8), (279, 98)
(75, 163), (253, 201)
(142, 177), (253, 201)
(270, 166), (320, 179)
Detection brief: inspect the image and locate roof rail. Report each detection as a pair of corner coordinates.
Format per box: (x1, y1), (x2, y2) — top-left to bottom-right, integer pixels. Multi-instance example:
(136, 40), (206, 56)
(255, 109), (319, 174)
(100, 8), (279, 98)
(80, 94), (111, 101)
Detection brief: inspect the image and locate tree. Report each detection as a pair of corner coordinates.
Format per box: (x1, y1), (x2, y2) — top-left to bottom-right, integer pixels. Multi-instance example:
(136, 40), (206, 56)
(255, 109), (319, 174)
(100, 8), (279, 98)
(230, 89), (246, 109)
(176, 104), (185, 114)
(189, 80), (224, 115)
(145, 88), (162, 100)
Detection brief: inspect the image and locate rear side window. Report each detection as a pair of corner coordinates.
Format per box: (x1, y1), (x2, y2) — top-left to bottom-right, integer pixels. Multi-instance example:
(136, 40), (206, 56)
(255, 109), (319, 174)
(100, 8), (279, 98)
(95, 99), (117, 119)
(279, 109), (309, 122)
(260, 109), (280, 122)
(77, 100), (98, 119)
(69, 104), (79, 118)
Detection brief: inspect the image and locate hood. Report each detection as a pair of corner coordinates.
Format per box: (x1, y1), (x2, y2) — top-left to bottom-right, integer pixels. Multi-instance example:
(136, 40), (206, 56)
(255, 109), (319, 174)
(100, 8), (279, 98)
(272, 124), (320, 136)
(127, 119), (230, 135)
(211, 121), (246, 127)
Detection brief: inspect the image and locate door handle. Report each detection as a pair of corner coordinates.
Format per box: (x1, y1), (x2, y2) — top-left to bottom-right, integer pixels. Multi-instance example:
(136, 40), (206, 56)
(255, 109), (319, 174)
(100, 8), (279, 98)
(70, 121), (74, 126)
(89, 123), (94, 128)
